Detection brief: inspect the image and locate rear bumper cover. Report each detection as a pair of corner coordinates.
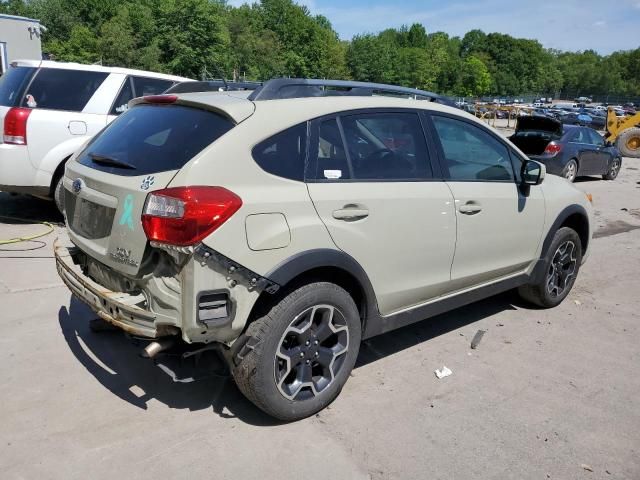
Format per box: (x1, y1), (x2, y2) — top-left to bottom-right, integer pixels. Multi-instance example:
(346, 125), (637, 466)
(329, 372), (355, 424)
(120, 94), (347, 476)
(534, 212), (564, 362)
(54, 239), (176, 338)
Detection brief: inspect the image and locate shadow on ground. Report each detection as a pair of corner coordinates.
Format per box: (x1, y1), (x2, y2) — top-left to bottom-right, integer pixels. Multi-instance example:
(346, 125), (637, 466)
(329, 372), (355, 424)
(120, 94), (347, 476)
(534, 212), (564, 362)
(60, 290), (521, 425)
(0, 192), (63, 224)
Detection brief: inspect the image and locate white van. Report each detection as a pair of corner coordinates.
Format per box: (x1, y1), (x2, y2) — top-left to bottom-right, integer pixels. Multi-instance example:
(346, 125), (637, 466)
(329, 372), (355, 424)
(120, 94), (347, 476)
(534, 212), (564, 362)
(0, 60), (191, 211)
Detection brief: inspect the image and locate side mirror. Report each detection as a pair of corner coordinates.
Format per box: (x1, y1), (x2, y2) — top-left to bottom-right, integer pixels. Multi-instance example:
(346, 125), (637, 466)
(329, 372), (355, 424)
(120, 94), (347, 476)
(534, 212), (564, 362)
(521, 159), (545, 186)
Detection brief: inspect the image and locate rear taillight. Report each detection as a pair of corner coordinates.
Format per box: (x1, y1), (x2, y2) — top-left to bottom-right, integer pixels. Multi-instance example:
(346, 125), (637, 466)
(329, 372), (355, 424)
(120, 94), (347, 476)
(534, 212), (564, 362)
(3, 107), (31, 145)
(142, 186), (242, 246)
(544, 142), (562, 156)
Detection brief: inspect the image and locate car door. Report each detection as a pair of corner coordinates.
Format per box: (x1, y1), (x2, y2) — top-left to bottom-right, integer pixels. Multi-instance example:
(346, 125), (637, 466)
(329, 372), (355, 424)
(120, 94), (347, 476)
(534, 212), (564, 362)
(585, 129), (612, 173)
(305, 110), (457, 316)
(571, 128), (602, 175)
(427, 113), (545, 292)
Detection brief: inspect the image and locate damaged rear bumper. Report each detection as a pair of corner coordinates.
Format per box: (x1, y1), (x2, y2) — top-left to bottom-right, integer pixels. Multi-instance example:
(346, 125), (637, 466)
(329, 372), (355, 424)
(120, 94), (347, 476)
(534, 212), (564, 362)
(54, 239), (177, 338)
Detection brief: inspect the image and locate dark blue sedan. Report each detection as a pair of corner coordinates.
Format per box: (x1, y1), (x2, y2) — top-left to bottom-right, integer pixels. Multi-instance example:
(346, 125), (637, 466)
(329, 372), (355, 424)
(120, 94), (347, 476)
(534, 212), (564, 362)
(509, 116), (622, 182)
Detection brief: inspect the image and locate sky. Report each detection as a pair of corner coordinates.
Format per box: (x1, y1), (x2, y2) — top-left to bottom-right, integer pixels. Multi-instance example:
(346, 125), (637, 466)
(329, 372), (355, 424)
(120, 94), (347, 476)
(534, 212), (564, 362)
(229, 0), (640, 54)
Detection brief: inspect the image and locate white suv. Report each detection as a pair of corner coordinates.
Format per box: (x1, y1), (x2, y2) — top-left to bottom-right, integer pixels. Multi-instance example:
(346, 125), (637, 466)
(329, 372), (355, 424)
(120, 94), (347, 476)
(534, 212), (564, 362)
(0, 60), (190, 211)
(54, 79), (593, 421)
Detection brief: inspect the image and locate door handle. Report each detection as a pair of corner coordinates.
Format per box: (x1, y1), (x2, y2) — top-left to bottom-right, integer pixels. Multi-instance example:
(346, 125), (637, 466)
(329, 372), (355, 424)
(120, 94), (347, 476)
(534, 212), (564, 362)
(459, 202), (482, 215)
(332, 207), (369, 221)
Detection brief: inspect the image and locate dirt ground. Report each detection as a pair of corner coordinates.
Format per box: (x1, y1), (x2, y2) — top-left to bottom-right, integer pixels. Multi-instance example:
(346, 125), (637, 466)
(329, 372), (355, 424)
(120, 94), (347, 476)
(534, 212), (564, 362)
(0, 155), (639, 479)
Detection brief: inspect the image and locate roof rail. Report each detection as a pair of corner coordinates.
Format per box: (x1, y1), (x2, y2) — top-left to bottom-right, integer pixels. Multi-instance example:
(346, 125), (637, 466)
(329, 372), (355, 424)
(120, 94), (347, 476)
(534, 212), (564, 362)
(248, 78), (454, 106)
(166, 80), (263, 94)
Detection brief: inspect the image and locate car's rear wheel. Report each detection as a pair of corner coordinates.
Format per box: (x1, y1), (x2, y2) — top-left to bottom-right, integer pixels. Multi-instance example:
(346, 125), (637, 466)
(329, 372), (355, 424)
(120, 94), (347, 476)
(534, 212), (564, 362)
(603, 157), (621, 180)
(232, 282), (361, 421)
(562, 159), (578, 182)
(518, 227), (582, 308)
(53, 175), (65, 214)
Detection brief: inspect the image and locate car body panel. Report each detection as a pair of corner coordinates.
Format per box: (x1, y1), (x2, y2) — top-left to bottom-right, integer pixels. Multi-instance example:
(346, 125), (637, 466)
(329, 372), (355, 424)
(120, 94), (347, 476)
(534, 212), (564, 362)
(445, 182), (546, 290)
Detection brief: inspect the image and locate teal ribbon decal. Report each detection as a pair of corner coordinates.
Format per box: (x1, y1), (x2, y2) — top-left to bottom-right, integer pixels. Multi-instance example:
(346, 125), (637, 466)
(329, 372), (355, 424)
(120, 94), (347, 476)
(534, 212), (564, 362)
(119, 194), (134, 231)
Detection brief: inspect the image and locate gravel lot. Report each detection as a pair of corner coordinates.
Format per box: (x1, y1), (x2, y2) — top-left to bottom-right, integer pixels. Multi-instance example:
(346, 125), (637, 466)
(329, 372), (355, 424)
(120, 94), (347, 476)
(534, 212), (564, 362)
(1, 155), (638, 479)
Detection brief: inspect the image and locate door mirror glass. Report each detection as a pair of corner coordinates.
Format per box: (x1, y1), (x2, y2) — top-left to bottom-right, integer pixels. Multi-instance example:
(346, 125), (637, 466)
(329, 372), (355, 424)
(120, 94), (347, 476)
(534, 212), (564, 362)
(522, 160), (544, 185)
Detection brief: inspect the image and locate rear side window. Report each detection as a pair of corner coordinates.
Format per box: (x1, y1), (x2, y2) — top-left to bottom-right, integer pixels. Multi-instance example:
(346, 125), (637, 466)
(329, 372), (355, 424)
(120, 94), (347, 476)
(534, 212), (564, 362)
(340, 112), (431, 180)
(310, 112), (431, 181)
(25, 68), (108, 111)
(0, 67), (35, 107)
(110, 76), (175, 116)
(252, 123), (307, 181)
(77, 104), (233, 176)
(432, 115), (513, 182)
(132, 76), (174, 97)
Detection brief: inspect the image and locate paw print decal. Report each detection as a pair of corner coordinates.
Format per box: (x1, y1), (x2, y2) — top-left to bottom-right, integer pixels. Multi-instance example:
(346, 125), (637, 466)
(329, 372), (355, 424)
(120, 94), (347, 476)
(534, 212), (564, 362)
(140, 175), (155, 191)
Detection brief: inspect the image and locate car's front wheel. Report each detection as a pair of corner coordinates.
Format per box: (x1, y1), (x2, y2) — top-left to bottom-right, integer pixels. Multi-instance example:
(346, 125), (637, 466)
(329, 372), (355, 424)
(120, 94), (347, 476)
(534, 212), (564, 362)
(562, 159), (578, 182)
(232, 282), (361, 421)
(603, 157), (621, 180)
(518, 227), (582, 308)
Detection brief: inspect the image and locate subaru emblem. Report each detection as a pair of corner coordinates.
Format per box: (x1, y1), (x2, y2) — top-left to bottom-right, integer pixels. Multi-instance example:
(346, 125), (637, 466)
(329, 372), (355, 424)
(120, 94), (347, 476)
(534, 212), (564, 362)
(72, 179), (82, 194)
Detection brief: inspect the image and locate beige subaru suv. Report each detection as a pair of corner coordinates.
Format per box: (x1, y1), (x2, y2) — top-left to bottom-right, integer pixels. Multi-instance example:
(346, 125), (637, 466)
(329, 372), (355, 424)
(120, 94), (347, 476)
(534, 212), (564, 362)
(55, 79), (593, 421)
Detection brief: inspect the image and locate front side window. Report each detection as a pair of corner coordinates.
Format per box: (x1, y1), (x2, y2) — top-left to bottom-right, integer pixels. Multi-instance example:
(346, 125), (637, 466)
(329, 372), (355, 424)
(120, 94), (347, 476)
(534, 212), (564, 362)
(586, 129), (604, 146)
(24, 68), (108, 111)
(252, 123), (307, 181)
(432, 115), (514, 182)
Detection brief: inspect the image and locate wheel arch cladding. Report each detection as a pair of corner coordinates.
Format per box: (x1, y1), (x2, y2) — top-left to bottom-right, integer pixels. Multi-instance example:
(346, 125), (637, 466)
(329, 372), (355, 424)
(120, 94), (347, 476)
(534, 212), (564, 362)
(252, 249), (379, 329)
(543, 205), (590, 259)
(531, 205), (589, 284)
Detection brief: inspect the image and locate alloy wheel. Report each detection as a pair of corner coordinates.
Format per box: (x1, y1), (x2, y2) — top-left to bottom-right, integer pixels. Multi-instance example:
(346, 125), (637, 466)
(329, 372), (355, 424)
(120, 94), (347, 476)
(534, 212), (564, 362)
(274, 305), (349, 401)
(609, 159), (621, 178)
(564, 162), (577, 182)
(546, 240), (577, 298)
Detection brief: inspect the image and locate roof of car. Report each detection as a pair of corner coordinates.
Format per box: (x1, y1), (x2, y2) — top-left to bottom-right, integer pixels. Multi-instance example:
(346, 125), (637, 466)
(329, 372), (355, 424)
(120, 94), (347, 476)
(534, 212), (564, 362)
(11, 59), (192, 82)
(166, 92), (478, 129)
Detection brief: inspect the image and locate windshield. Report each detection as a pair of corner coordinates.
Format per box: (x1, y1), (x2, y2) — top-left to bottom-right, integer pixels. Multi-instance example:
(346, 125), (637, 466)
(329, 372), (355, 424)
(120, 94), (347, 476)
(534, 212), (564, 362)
(76, 104), (234, 176)
(0, 67), (36, 107)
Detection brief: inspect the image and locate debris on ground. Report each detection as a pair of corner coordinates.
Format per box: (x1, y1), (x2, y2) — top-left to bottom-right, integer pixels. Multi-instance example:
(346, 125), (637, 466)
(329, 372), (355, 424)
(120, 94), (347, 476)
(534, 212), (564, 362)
(581, 464), (594, 472)
(434, 366), (453, 379)
(574, 300), (582, 305)
(496, 322), (504, 327)
(470, 330), (486, 349)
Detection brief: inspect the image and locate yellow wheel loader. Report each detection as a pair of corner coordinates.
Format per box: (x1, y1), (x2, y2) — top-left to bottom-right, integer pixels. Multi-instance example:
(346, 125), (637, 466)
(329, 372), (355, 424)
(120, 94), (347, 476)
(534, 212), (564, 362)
(606, 108), (640, 158)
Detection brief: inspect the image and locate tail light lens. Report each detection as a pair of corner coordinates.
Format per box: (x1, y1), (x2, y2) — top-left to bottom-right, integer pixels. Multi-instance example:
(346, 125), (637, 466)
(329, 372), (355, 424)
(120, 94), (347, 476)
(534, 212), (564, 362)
(142, 186), (242, 246)
(3, 107), (32, 145)
(544, 142), (562, 156)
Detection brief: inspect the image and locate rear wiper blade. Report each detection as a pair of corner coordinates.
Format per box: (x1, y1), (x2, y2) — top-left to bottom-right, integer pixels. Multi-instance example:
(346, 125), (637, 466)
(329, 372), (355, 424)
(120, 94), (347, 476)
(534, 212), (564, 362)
(88, 152), (137, 170)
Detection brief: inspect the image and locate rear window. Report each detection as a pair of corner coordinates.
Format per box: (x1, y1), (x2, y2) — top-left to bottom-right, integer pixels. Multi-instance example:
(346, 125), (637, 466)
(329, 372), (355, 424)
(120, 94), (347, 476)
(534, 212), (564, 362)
(24, 68), (108, 111)
(0, 67), (35, 107)
(77, 104), (233, 176)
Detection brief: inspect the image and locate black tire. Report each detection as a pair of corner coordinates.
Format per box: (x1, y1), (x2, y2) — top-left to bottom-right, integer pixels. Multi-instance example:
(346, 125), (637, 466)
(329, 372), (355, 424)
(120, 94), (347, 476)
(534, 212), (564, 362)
(603, 157), (621, 180)
(53, 174), (65, 214)
(232, 282), (361, 421)
(616, 127), (640, 158)
(518, 227), (582, 308)
(562, 159), (578, 182)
